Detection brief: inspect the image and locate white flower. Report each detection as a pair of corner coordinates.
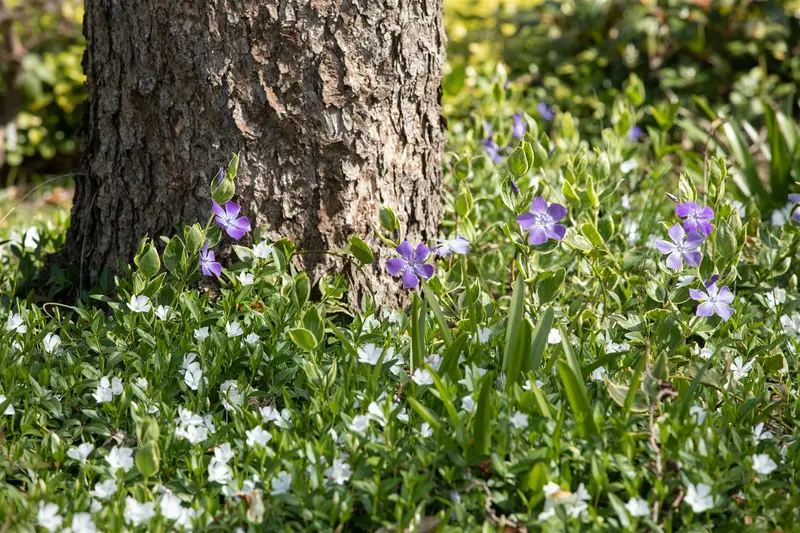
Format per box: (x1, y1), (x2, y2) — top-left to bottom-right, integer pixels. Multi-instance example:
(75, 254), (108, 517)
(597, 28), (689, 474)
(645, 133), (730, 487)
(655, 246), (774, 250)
(66, 443), (94, 464)
(219, 380), (246, 411)
(135, 377), (148, 391)
(731, 200), (745, 217)
(411, 368), (433, 386)
(0, 394), (14, 415)
(764, 288), (786, 309)
(461, 396), (476, 413)
(366, 401), (389, 426)
(388, 351), (405, 375)
(123, 497), (156, 526)
(158, 491), (187, 522)
(208, 459), (232, 484)
(683, 482), (713, 513)
(127, 295), (151, 313)
(184, 362), (203, 391)
(194, 327), (209, 342)
(781, 314), (800, 338)
(253, 241), (274, 259)
(620, 158), (639, 174)
(523, 379), (544, 391)
(539, 482), (591, 520)
(424, 353), (442, 372)
(43, 332), (61, 354)
(155, 305), (171, 321)
(325, 458), (352, 485)
(771, 202), (794, 226)
(271, 471), (292, 495)
(625, 497), (649, 518)
(547, 328), (561, 345)
(64, 512), (97, 533)
(362, 315), (380, 331)
(92, 377), (111, 404)
(225, 321), (243, 338)
(458, 366), (487, 387)
(349, 415), (370, 435)
(751, 453), (777, 476)
(605, 341), (629, 354)
(419, 422), (433, 438)
(237, 272), (254, 286)
(246, 426), (272, 447)
(590, 366), (607, 382)
(731, 356), (754, 381)
(89, 499), (102, 513)
(106, 446), (134, 473)
(357, 343), (384, 366)
(37, 502), (63, 532)
(174, 406), (215, 444)
(752, 422), (774, 442)
(90, 479), (117, 500)
(476, 327), (491, 344)
(509, 411), (529, 430)
(110, 377), (123, 396)
(260, 405), (292, 428)
(698, 346), (713, 360)
(689, 405), (707, 425)
(244, 333), (259, 345)
(6, 312), (26, 334)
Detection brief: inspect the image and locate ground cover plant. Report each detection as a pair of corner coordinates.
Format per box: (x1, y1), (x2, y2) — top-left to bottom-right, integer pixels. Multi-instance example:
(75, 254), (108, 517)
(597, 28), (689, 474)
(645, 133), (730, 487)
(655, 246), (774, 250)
(3, 1), (800, 532)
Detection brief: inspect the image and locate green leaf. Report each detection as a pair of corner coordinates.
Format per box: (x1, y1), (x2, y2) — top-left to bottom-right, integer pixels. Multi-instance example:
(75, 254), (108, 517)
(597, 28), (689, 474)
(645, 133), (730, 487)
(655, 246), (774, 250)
(421, 281), (453, 347)
(438, 333), (468, 380)
(472, 373), (493, 456)
(426, 364), (459, 428)
(135, 442), (160, 478)
(163, 236), (185, 275)
(580, 222), (604, 246)
(557, 361), (598, 439)
(535, 268), (565, 305)
(410, 296), (427, 371)
(508, 146), (529, 177)
(407, 397), (441, 432)
(716, 219), (737, 263)
(505, 319), (532, 391)
(606, 378), (649, 413)
(138, 245), (160, 279)
(348, 236), (374, 266)
(503, 274), (526, 372)
(288, 328), (318, 351)
(529, 307), (554, 371)
(186, 224), (205, 254)
(455, 186), (474, 217)
(764, 102), (791, 204)
(293, 273), (310, 309)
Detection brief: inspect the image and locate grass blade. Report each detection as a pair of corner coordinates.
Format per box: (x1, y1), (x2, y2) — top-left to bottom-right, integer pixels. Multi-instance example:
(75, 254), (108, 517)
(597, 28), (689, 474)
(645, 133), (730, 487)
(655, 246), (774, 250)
(557, 360), (598, 439)
(529, 307), (554, 371)
(472, 372), (493, 457)
(503, 273), (526, 372)
(421, 280), (453, 347)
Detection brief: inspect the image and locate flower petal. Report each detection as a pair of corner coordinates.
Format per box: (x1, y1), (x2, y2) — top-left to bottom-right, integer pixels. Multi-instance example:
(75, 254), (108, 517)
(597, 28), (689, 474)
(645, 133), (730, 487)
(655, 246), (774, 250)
(385, 258), (407, 276)
(789, 194), (800, 204)
(667, 223), (685, 244)
(396, 241), (414, 260)
(212, 201), (226, 218)
(715, 303), (734, 322)
(655, 239), (676, 254)
(676, 202), (698, 218)
(530, 196), (548, 215)
(696, 302), (715, 317)
(449, 237), (471, 254)
(516, 212), (536, 230)
(413, 244), (431, 262)
(689, 288), (706, 301)
(682, 250), (702, 267)
(402, 268), (419, 289)
(665, 251), (683, 270)
(414, 263), (435, 280)
(716, 286), (734, 304)
(548, 203), (567, 222)
(698, 206), (714, 220)
(528, 226), (548, 245)
(550, 224), (567, 241)
(685, 231), (705, 248)
(224, 201), (241, 218)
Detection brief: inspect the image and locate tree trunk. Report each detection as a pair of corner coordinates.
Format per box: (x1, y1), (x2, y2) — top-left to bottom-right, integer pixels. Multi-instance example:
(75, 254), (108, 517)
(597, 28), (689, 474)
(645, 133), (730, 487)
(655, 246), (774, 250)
(61, 0), (444, 307)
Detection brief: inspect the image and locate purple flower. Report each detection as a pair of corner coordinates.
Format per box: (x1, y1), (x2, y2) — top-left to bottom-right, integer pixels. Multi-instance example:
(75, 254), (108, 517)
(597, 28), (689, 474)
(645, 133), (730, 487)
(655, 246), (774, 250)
(655, 223), (704, 269)
(433, 237), (471, 257)
(482, 138), (502, 164)
(676, 202), (714, 236)
(509, 179), (519, 197)
(628, 125), (644, 142)
(789, 194), (800, 223)
(690, 282), (734, 322)
(516, 197), (567, 245)
(212, 201), (252, 240)
(216, 168), (224, 184)
(385, 241), (435, 289)
(537, 102), (553, 121)
(199, 243), (222, 277)
(512, 113), (527, 140)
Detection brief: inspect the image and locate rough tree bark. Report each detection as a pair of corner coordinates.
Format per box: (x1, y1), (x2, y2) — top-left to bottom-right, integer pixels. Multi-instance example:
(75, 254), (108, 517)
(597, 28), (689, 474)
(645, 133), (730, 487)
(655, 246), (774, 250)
(61, 0), (444, 307)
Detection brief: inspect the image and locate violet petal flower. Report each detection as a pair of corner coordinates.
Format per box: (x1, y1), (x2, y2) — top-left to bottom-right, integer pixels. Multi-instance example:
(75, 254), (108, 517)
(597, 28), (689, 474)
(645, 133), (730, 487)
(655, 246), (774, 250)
(433, 237), (471, 257)
(199, 243), (222, 277)
(537, 102), (553, 121)
(385, 241), (435, 289)
(482, 138), (503, 164)
(628, 125), (644, 142)
(690, 282), (734, 322)
(676, 202), (715, 236)
(212, 201), (252, 240)
(516, 196), (567, 245)
(509, 179), (519, 197)
(789, 194), (800, 222)
(512, 113), (527, 140)
(655, 223), (704, 269)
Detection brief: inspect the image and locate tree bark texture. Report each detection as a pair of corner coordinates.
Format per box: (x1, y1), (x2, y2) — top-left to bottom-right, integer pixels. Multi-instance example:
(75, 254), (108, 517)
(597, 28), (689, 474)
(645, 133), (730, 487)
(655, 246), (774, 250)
(64, 0), (444, 307)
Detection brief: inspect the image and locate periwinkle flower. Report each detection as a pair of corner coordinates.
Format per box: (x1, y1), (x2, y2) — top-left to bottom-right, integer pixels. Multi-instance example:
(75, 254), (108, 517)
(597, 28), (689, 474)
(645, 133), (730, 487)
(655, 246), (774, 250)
(212, 201), (251, 240)
(509, 179), (519, 197)
(690, 281), (734, 322)
(789, 194), (800, 223)
(516, 196), (567, 245)
(676, 202), (714, 236)
(385, 241), (435, 289)
(655, 223), (703, 269)
(482, 137), (502, 164)
(199, 243), (222, 277)
(537, 102), (553, 121)
(628, 125), (644, 142)
(433, 237), (471, 257)
(512, 113), (527, 140)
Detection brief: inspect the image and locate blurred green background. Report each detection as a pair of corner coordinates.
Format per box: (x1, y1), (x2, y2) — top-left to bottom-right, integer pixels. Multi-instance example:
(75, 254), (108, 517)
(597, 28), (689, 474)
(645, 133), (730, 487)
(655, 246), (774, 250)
(1, 0), (799, 227)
